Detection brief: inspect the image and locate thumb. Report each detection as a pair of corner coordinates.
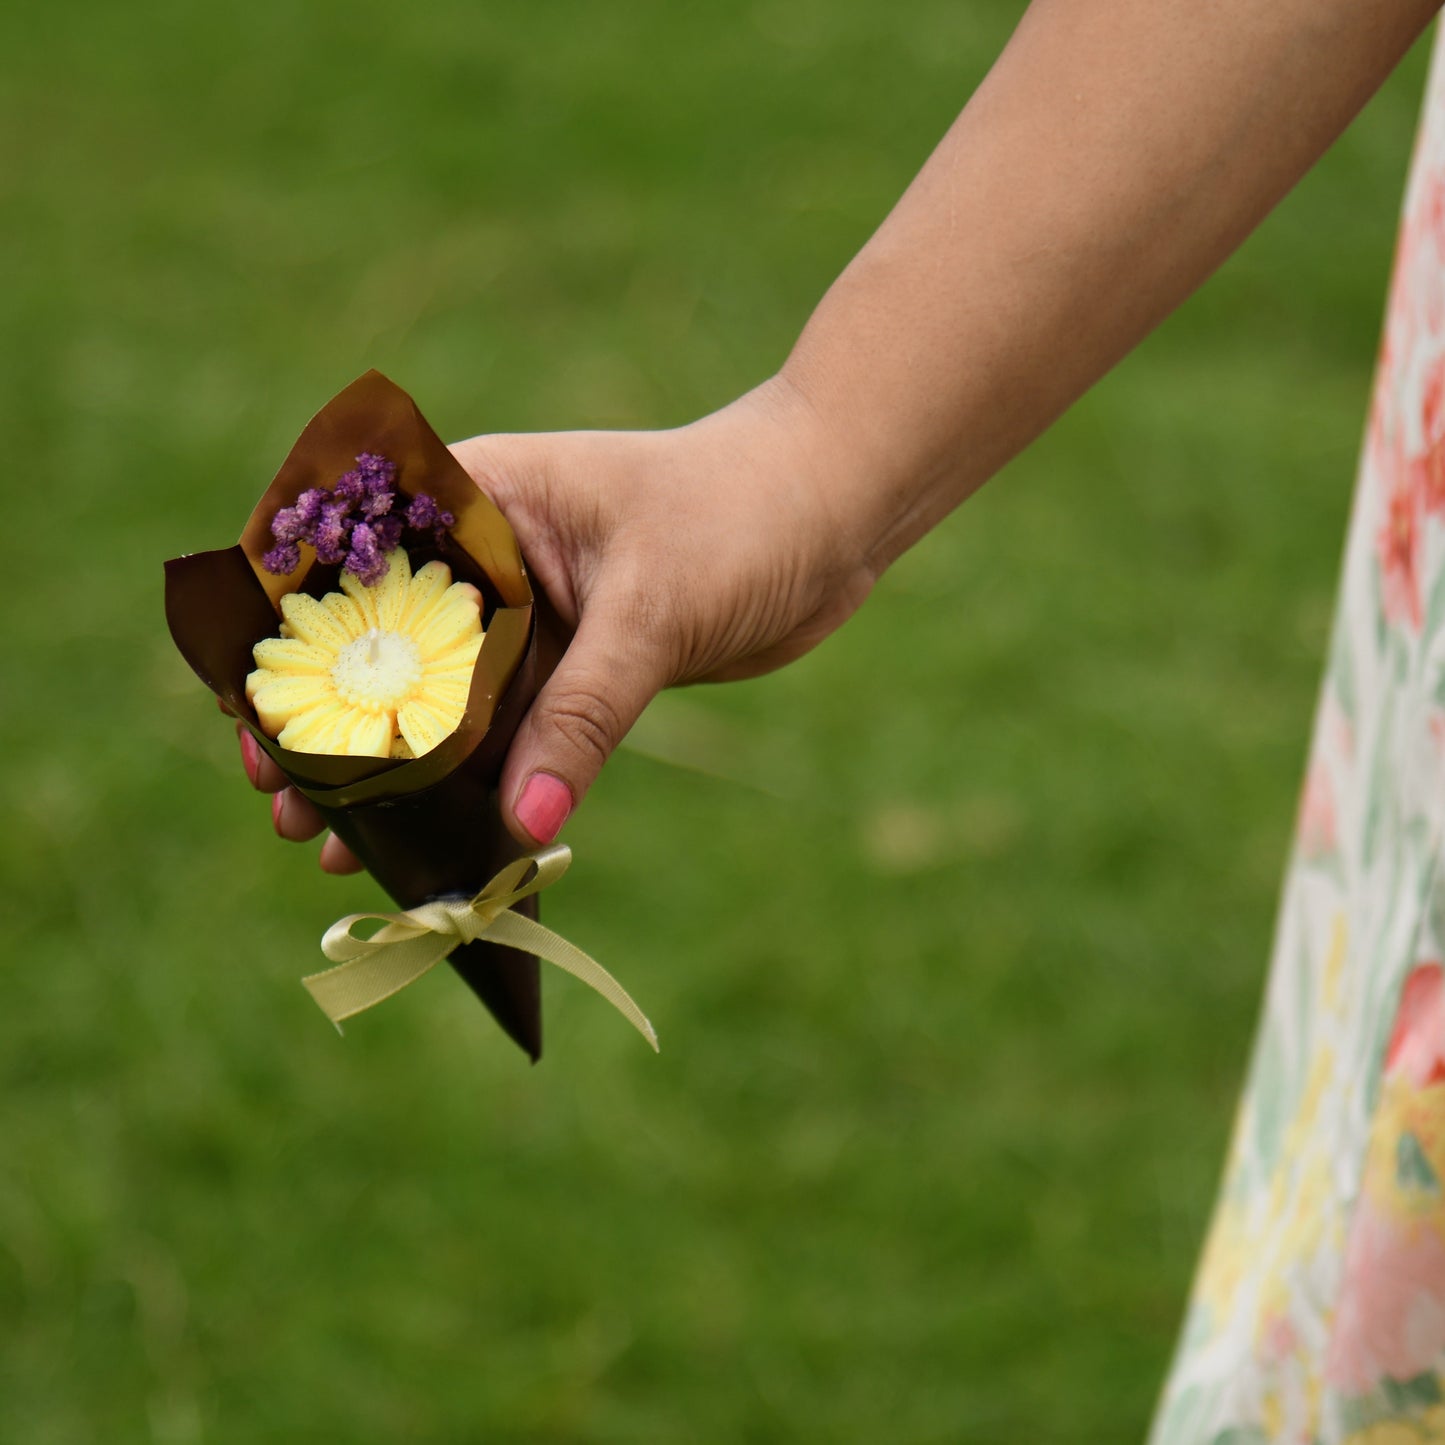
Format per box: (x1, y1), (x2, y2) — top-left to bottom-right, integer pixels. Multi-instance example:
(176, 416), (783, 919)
(501, 597), (670, 846)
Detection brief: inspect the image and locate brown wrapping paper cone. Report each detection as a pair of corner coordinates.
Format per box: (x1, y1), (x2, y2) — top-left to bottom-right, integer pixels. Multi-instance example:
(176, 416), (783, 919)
(165, 372), (548, 1059)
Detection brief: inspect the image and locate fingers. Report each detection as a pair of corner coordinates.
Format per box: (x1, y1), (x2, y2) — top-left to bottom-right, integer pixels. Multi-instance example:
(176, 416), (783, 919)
(273, 777), (362, 873)
(272, 787), (324, 841)
(450, 431), (669, 842)
(501, 598), (671, 846)
(237, 723), (287, 792)
(319, 833), (364, 874)
(271, 786), (362, 874)
(241, 722), (359, 872)
(242, 722), (321, 839)
(243, 722), (320, 841)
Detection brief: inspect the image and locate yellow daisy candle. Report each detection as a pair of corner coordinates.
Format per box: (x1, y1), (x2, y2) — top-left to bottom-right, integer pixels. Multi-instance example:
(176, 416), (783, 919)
(166, 378), (558, 1058)
(247, 546), (484, 759)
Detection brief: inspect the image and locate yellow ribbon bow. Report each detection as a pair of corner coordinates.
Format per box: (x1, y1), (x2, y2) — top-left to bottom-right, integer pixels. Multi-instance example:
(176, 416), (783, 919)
(302, 845), (658, 1050)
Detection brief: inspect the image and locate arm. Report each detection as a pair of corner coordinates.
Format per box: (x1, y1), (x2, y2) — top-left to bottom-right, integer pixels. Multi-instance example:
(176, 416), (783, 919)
(786, 0), (1439, 574)
(257, 0), (1440, 861)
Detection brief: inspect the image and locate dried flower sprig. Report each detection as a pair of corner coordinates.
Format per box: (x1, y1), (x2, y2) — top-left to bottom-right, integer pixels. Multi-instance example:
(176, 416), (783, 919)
(262, 452), (456, 587)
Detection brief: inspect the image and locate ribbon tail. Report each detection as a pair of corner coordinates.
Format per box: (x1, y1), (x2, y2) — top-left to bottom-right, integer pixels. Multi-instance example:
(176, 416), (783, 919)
(303, 930), (458, 1027)
(481, 909), (660, 1052)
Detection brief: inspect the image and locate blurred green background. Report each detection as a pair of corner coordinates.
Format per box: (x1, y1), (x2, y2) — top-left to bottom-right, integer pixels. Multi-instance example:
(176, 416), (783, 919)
(1, 2), (1433, 1440)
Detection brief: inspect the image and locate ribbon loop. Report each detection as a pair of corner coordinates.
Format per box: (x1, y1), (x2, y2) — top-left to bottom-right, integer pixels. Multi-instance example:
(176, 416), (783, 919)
(303, 846), (657, 1051)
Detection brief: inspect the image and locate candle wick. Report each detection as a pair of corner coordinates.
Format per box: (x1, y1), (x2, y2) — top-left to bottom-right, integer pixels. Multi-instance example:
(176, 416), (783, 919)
(368, 628), (380, 666)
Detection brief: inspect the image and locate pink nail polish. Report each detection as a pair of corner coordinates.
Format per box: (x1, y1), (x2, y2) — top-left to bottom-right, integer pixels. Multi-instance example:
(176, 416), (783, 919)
(515, 773), (573, 844)
(272, 790), (285, 835)
(238, 727), (260, 786)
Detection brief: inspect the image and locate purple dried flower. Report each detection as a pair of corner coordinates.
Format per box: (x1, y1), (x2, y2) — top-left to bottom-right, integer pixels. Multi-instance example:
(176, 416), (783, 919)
(361, 479), (394, 520)
(357, 452), (397, 484)
(406, 493), (453, 533)
(262, 541), (301, 576)
(270, 504), (309, 546)
(294, 488), (327, 528)
(261, 453), (407, 583)
(352, 455), (396, 520)
(334, 469), (366, 507)
(343, 522), (387, 587)
(405, 493), (439, 530)
(313, 499), (353, 566)
(373, 514), (404, 551)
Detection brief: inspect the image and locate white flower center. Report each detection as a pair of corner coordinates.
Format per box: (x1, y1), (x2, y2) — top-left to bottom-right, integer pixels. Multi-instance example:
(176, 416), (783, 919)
(331, 627), (424, 713)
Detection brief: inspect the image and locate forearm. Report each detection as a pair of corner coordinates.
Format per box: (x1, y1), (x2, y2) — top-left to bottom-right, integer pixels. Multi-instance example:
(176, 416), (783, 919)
(373, 0), (1437, 843)
(783, 0), (1440, 576)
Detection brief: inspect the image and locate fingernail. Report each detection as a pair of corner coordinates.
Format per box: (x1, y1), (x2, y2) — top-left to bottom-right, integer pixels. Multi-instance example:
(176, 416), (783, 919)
(515, 772), (573, 844)
(238, 726), (260, 786)
(272, 790), (286, 835)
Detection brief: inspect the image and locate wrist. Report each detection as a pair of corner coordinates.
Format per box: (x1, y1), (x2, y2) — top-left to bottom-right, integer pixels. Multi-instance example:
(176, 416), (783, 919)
(684, 372), (881, 600)
(775, 320), (971, 582)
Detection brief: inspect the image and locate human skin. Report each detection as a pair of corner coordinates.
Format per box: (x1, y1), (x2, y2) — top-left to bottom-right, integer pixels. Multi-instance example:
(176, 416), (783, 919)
(243, 0), (1443, 868)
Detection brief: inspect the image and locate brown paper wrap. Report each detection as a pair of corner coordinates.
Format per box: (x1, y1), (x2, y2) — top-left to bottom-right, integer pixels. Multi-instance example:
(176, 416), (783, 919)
(165, 372), (547, 1059)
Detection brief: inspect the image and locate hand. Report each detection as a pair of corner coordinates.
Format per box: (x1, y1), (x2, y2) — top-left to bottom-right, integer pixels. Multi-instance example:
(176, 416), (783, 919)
(245, 376), (878, 868)
(248, 0), (1443, 870)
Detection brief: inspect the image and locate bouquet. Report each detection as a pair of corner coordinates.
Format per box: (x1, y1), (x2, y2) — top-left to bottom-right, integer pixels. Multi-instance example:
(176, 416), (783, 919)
(165, 371), (654, 1061)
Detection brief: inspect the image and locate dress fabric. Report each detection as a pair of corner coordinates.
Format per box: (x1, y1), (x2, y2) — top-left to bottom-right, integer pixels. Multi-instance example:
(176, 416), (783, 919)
(1150, 34), (1445, 1445)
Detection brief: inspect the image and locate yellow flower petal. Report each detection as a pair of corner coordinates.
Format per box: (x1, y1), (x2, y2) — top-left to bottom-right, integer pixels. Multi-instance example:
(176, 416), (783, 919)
(398, 561), (454, 631)
(251, 637), (334, 675)
(419, 691), (468, 726)
(427, 635), (486, 673)
(410, 578), (483, 644)
(279, 592), (353, 650)
(397, 698), (460, 757)
(373, 548), (413, 631)
(413, 588), (484, 657)
(338, 568), (381, 630)
(278, 702), (348, 753)
(322, 591), (370, 641)
(419, 665), (474, 713)
(247, 673), (336, 734)
(341, 711), (394, 759)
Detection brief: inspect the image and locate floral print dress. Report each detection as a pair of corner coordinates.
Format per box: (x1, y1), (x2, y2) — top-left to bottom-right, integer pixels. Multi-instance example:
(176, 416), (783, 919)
(1150, 35), (1445, 1445)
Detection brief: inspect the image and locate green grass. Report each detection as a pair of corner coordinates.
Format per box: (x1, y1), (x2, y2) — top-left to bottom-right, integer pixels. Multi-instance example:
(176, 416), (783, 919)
(0, 3), (1433, 1440)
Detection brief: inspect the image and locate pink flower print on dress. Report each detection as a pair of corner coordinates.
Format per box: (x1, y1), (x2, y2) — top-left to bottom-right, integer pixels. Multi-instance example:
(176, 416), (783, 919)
(1325, 964), (1445, 1394)
(1296, 761), (1338, 860)
(1378, 466), (1424, 631)
(1418, 237), (1445, 333)
(1385, 963), (1445, 1090)
(1424, 169), (1445, 253)
(1325, 1197), (1445, 1394)
(1419, 444), (1445, 521)
(1415, 351), (1445, 517)
(1259, 1308), (1300, 1366)
(1423, 353), (1445, 441)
